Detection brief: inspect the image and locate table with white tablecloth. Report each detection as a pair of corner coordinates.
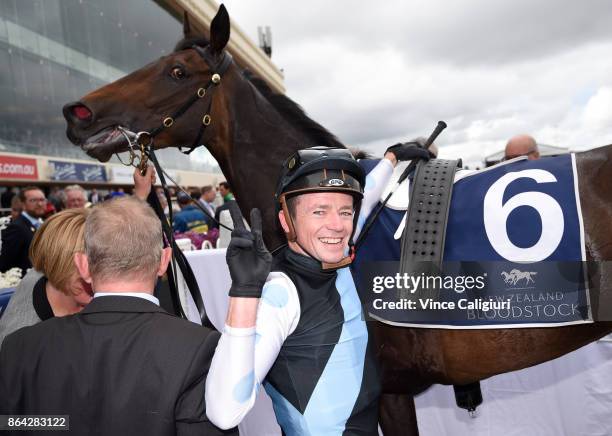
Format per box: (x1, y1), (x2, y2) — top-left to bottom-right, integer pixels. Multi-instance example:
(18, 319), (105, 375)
(184, 248), (612, 436)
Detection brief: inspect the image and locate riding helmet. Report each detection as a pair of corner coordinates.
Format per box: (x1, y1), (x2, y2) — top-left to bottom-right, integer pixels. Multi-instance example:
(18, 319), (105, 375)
(275, 146), (365, 261)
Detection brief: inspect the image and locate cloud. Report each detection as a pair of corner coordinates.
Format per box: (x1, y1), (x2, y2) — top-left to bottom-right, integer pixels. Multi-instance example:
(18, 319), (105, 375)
(226, 0), (612, 65)
(582, 87), (612, 132)
(222, 0), (612, 164)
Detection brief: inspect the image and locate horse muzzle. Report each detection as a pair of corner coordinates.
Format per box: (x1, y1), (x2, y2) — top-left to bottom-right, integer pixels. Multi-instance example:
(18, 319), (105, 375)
(63, 101), (94, 130)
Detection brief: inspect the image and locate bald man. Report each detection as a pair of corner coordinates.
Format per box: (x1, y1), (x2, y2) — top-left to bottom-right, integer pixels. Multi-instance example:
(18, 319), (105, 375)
(504, 134), (540, 160)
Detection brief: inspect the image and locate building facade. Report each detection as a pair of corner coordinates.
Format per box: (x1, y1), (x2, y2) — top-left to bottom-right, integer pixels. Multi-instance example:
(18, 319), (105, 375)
(0, 0), (283, 188)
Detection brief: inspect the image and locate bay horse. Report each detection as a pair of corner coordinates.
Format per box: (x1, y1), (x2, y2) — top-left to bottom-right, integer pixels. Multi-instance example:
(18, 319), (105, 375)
(62, 5), (612, 434)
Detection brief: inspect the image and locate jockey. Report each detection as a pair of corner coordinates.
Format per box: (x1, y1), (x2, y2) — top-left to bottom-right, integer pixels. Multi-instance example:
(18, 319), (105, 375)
(206, 144), (430, 435)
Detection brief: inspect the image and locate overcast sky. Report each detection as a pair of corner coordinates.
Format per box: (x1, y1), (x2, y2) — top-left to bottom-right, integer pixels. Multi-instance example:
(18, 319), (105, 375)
(222, 0), (612, 166)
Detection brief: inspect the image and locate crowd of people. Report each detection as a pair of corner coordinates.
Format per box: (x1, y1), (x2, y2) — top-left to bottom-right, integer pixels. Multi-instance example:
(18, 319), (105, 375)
(0, 176), (237, 276)
(0, 137), (541, 435)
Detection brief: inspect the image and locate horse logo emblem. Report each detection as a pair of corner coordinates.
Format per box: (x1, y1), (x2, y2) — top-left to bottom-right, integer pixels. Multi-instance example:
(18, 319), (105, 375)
(501, 269), (537, 287)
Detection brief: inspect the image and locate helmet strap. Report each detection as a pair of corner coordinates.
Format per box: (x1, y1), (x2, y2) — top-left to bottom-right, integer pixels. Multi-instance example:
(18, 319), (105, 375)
(292, 238), (353, 271)
(279, 195), (297, 242)
(320, 249), (354, 270)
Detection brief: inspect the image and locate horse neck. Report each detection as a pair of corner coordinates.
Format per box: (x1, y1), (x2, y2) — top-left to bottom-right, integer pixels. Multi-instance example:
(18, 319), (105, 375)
(576, 144), (612, 260)
(209, 71), (328, 249)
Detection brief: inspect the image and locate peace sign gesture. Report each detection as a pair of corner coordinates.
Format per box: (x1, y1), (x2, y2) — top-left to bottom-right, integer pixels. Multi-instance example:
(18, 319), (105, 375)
(226, 202), (272, 298)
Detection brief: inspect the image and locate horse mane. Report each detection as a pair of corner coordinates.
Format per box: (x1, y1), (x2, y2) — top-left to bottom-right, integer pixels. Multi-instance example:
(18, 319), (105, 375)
(173, 38), (344, 149)
(351, 148), (373, 159)
(242, 70), (345, 149)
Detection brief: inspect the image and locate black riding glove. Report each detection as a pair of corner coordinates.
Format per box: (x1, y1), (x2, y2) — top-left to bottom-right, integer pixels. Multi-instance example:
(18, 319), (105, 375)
(386, 143), (433, 161)
(226, 203), (272, 298)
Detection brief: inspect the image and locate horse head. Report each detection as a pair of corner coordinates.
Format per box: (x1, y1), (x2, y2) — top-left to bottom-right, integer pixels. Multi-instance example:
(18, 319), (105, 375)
(63, 6), (233, 163)
(62, 5), (344, 249)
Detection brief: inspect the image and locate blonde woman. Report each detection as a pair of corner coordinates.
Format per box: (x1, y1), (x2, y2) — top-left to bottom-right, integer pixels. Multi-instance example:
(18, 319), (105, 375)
(0, 208), (92, 346)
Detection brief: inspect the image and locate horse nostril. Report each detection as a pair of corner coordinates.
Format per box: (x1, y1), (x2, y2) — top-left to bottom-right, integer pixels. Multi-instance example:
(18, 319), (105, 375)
(72, 105), (92, 121)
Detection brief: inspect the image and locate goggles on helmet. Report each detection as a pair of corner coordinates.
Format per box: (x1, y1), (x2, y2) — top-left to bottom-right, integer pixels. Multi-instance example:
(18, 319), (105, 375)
(275, 146), (365, 202)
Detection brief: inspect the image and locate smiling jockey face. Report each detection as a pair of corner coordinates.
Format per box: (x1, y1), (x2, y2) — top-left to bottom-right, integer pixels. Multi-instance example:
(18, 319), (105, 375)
(279, 192), (354, 264)
(275, 146), (365, 269)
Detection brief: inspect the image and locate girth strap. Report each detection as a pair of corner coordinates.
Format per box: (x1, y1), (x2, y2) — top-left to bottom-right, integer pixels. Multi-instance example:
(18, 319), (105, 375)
(399, 158), (459, 273)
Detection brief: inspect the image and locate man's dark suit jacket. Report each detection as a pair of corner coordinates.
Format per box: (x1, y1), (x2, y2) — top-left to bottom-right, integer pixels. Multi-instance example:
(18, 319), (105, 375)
(0, 213), (37, 274)
(0, 295), (235, 436)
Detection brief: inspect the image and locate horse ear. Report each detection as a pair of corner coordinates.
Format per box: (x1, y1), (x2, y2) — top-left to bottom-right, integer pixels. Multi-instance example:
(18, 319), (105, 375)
(183, 12), (192, 38)
(210, 4), (230, 53)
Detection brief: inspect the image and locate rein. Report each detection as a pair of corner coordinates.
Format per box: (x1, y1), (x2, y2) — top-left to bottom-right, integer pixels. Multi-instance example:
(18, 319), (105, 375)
(113, 45), (235, 326)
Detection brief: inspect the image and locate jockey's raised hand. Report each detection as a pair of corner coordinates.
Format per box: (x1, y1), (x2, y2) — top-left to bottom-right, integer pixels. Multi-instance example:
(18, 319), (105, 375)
(385, 142), (433, 161)
(226, 202), (272, 298)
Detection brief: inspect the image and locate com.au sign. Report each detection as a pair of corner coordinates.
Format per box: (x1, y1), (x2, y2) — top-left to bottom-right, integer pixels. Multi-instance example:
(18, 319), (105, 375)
(0, 155), (38, 180)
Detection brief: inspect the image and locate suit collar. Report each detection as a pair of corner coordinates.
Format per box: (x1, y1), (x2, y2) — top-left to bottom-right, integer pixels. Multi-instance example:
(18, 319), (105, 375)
(81, 295), (170, 315)
(16, 213), (37, 232)
(21, 212), (42, 228)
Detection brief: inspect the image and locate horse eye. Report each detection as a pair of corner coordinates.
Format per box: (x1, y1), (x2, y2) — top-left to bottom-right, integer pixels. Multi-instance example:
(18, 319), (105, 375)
(170, 66), (185, 80)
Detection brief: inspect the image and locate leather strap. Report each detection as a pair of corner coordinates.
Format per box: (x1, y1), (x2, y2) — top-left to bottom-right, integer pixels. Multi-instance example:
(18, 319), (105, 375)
(147, 149), (212, 328)
(399, 158), (459, 274)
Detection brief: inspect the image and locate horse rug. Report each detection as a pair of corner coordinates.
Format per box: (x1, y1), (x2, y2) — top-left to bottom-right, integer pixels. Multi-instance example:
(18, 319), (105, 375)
(354, 154), (592, 328)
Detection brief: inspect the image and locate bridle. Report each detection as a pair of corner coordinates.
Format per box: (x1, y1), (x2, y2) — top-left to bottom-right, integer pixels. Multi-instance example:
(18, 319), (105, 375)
(116, 45), (233, 173)
(116, 44), (235, 231)
(113, 45), (234, 326)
